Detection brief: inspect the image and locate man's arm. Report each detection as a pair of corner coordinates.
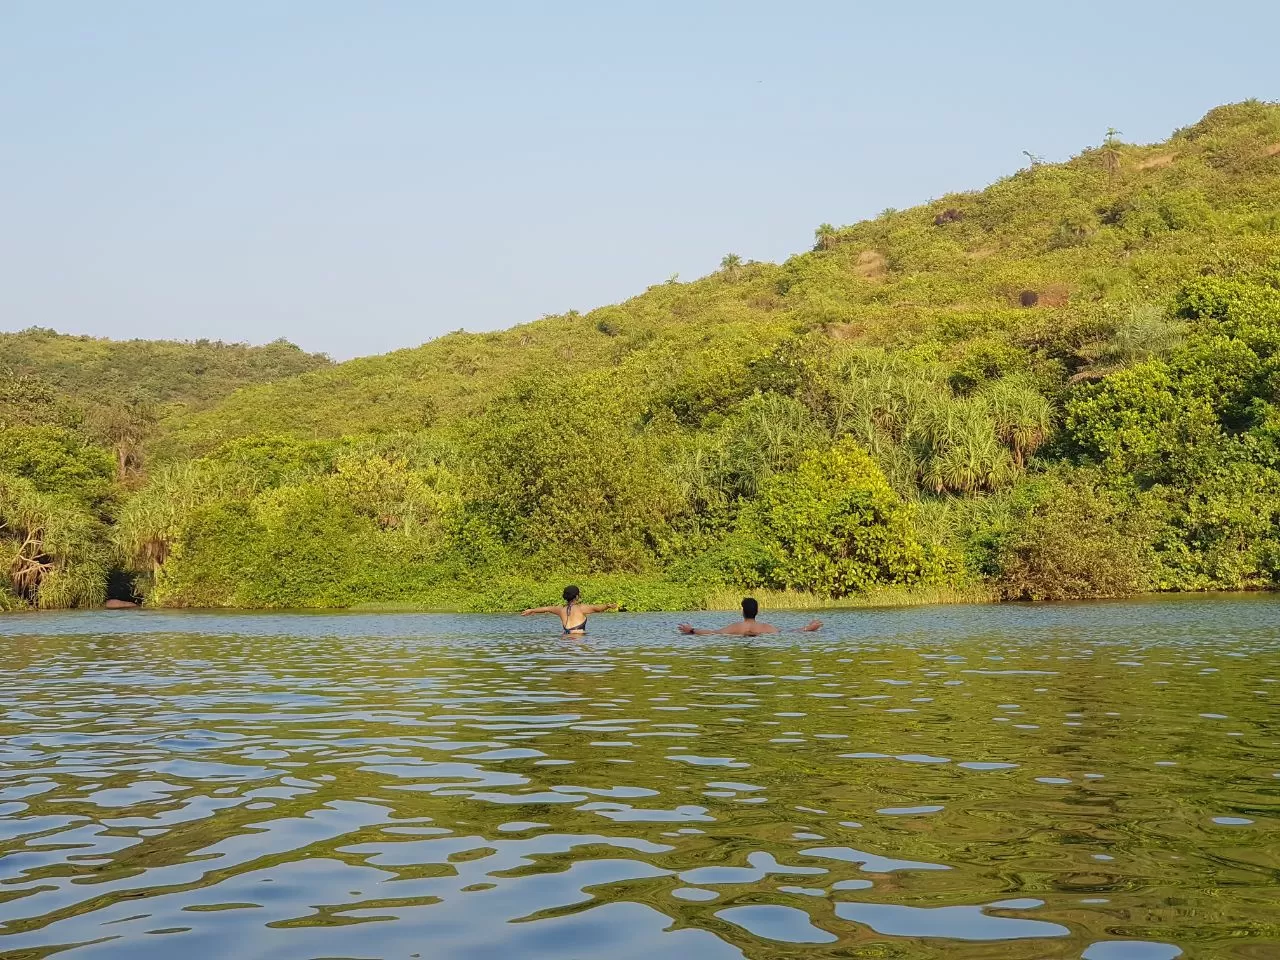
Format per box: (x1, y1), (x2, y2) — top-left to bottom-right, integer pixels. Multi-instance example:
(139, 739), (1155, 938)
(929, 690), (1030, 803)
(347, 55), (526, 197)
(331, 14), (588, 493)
(798, 620), (823, 632)
(678, 623), (727, 635)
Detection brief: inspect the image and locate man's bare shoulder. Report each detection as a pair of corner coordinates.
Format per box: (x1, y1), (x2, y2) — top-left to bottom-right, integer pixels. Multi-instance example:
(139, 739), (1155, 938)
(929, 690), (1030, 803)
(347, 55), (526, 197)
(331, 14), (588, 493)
(718, 621), (772, 635)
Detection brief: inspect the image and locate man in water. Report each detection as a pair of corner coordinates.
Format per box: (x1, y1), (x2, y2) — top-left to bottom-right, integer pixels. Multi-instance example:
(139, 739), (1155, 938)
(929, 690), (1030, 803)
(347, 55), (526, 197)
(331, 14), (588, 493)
(678, 597), (822, 635)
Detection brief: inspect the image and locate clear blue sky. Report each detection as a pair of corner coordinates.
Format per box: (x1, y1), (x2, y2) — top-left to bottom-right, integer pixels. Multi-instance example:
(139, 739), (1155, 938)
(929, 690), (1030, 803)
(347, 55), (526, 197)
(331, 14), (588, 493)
(2, 1), (1277, 359)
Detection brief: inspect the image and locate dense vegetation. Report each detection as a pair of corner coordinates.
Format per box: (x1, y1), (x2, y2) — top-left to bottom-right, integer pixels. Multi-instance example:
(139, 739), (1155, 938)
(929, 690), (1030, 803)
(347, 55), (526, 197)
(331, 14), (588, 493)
(0, 333), (327, 609)
(5, 102), (1280, 611)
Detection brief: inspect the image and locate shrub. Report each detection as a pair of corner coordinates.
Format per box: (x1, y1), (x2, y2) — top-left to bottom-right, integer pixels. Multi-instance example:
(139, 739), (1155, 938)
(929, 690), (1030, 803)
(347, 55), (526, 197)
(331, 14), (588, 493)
(464, 377), (684, 570)
(994, 471), (1152, 601)
(741, 440), (933, 596)
(0, 427), (115, 509)
(0, 473), (110, 608)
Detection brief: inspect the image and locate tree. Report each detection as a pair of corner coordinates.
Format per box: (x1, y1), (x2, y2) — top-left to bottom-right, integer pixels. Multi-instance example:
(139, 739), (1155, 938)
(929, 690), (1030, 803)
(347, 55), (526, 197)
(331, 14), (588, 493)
(89, 396), (158, 482)
(0, 426), (116, 509)
(813, 224), (838, 250)
(0, 372), (82, 430)
(916, 398), (1014, 495)
(981, 379), (1053, 469)
(714, 393), (826, 499)
(113, 460), (259, 578)
(1101, 126), (1123, 176)
(994, 470), (1151, 601)
(465, 377), (683, 570)
(0, 473), (109, 609)
(741, 440), (932, 596)
(324, 452), (459, 536)
(720, 253), (743, 280)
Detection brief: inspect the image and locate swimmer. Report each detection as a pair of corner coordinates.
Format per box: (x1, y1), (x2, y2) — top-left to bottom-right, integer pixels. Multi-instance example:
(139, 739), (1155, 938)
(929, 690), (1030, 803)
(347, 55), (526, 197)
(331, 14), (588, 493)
(522, 585), (617, 634)
(678, 597), (822, 636)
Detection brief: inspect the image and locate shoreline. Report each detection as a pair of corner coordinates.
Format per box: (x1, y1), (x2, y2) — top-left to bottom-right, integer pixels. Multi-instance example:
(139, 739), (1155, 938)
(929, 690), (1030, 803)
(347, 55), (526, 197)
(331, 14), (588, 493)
(347, 583), (998, 614)
(6, 586), (1280, 617)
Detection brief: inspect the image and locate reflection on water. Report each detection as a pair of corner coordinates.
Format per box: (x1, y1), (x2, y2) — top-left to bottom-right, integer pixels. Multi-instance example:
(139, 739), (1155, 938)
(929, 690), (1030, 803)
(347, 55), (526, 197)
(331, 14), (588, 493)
(1, 595), (1278, 959)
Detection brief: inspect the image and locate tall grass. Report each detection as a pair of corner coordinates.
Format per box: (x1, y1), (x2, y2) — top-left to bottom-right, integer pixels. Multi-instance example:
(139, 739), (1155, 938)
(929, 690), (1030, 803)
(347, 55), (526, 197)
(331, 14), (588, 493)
(691, 583), (995, 611)
(348, 581), (996, 613)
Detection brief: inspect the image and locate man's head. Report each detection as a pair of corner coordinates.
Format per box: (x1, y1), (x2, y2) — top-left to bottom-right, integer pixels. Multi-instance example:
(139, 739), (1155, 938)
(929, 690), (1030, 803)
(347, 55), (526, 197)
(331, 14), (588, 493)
(741, 597), (759, 620)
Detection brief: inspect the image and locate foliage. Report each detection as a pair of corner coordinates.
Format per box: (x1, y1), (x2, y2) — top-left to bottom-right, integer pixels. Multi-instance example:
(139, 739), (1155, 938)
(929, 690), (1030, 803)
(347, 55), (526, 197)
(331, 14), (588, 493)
(0, 373), (83, 431)
(734, 441), (938, 596)
(87, 397), (158, 481)
(463, 377), (683, 570)
(0, 329), (328, 411)
(1062, 271), (1280, 591)
(113, 459), (260, 580)
(0, 473), (109, 609)
(0, 427), (116, 508)
(991, 470), (1153, 601)
(8, 102), (1280, 611)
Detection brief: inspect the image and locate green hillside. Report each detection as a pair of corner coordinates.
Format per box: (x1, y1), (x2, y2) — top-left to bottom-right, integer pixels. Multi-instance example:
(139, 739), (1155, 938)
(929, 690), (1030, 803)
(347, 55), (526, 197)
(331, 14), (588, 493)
(1, 328), (329, 412)
(0, 332), (330, 609)
(5, 101), (1280, 611)
(168, 102), (1280, 451)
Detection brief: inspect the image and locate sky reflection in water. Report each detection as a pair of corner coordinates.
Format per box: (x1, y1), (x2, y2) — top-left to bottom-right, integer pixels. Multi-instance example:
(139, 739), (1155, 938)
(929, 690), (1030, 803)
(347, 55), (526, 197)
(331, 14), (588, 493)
(1, 595), (1277, 958)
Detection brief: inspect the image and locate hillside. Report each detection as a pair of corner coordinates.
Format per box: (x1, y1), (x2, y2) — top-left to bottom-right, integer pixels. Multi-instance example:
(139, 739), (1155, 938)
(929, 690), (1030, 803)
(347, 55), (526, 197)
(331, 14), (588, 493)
(0, 328), (330, 413)
(166, 101), (1280, 453)
(4, 100), (1280, 612)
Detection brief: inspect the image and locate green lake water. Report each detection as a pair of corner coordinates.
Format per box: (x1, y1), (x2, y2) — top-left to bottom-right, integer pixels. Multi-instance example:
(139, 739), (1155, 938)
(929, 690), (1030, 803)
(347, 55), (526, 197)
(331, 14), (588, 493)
(1, 595), (1277, 959)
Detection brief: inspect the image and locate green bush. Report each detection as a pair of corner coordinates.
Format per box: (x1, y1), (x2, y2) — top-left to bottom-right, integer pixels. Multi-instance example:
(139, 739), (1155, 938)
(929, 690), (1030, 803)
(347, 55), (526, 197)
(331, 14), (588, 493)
(0, 473), (110, 609)
(464, 376), (684, 570)
(993, 471), (1153, 601)
(739, 440), (934, 596)
(13, 102), (1280, 611)
(1140, 462), (1280, 590)
(0, 427), (116, 509)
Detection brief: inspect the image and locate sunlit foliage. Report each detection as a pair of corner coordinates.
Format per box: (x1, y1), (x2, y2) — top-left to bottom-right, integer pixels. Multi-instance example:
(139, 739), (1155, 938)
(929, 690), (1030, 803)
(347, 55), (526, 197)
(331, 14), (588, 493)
(7, 102), (1280, 609)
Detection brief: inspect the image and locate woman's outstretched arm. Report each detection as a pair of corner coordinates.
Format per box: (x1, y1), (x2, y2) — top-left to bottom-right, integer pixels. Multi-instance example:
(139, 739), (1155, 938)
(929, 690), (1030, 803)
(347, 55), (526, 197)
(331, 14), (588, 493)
(584, 603), (618, 614)
(521, 606), (561, 616)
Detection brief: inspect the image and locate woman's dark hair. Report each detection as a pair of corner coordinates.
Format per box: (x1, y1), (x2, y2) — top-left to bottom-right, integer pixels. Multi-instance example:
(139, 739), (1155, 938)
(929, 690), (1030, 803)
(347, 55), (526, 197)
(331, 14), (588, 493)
(563, 585), (581, 604)
(741, 597), (759, 619)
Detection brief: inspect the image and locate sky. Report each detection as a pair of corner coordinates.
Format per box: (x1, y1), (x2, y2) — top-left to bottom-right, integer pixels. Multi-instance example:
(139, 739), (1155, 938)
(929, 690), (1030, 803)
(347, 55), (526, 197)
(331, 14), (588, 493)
(2, 2), (1278, 360)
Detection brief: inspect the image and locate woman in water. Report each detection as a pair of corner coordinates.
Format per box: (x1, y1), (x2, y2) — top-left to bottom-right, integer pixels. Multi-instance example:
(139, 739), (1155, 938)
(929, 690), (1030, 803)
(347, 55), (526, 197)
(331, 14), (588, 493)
(521, 585), (616, 634)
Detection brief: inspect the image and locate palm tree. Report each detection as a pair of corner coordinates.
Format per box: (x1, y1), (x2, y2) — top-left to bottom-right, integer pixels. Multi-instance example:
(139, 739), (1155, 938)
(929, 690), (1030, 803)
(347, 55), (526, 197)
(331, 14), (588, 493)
(926, 426), (1012, 496)
(113, 461), (258, 575)
(982, 379), (1053, 469)
(720, 253), (743, 280)
(898, 377), (936, 442)
(0, 474), (108, 608)
(915, 398), (1015, 495)
(674, 439), (729, 517)
(1101, 127), (1124, 177)
(875, 440), (921, 498)
(1103, 302), (1184, 367)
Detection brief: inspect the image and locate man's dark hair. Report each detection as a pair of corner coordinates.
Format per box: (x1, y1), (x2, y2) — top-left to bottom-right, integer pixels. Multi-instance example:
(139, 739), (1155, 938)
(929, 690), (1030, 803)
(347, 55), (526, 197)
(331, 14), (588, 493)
(741, 597), (759, 619)
(563, 585), (581, 604)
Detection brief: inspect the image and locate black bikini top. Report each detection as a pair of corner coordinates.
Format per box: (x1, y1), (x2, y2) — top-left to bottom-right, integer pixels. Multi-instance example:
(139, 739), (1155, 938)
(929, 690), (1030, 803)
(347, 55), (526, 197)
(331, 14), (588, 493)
(563, 601), (587, 633)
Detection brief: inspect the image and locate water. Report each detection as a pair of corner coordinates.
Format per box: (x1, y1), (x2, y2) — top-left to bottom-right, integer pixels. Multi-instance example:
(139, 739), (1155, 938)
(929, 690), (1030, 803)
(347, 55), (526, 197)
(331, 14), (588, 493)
(1, 595), (1278, 959)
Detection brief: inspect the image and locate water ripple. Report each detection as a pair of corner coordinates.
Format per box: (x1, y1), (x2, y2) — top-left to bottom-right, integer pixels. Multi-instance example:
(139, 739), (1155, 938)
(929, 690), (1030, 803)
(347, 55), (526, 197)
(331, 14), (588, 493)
(1, 595), (1278, 957)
